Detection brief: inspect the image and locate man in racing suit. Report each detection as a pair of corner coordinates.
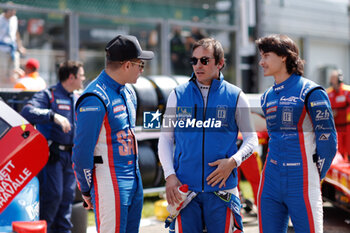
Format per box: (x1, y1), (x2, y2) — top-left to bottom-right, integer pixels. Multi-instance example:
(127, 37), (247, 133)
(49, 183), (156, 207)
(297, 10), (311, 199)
(158, 38), (258, 233)
(257, 34), (337, 233)
(327, 69), (350, 159)
(21, 61), (85, 233)
(72, 35), (153, 233)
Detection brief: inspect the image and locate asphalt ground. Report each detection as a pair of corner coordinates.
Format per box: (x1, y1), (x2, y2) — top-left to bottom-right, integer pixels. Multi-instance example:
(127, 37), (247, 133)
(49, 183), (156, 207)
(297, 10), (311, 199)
(87, 201), (350, 233)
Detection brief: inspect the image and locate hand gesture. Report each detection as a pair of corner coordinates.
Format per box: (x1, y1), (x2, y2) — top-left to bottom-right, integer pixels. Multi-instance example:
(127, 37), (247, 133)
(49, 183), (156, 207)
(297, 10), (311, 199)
(53, 113), (71, 133)
(206, 157), (237, 188)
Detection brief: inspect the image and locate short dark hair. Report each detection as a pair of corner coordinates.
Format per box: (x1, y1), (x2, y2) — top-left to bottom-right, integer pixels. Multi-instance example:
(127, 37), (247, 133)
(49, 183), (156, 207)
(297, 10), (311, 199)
(192, 38), (225, 69)
(255, 34), (304, 76)
(58, 60), (83, 82)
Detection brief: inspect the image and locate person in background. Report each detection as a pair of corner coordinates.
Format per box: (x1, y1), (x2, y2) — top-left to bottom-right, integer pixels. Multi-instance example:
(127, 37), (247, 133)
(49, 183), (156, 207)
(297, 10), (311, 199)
(158, 37), (258, 233)
(0, 2), (26, 87)
(327, 69), (350, 160)
(190, 16), (207, 41)
(72, 35), (153, 233)
(170, 26), (186, 75)
(256, 34), (337, 233)
(14, 58), (46, 91)
(21, 61), (85, 233)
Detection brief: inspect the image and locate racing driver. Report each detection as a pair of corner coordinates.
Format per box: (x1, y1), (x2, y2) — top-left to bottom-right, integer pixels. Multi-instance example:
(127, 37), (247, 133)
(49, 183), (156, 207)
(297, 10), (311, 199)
(256, 34), (337, 233)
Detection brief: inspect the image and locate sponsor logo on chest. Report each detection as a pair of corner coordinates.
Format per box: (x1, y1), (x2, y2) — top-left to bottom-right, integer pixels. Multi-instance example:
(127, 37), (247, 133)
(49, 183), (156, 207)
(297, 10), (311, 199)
(56, 99), (70, 105)
(275, 85), (284, 91)
(58, 104), (71, 111)
(216, 105), (228, 125)
(112, 98), (122, 105)
(280, 96), (299, 105)
(282, 107), (293, 125)
(266, 106), (277, 114)
(266, 100), (277, 108)
(113, 105), (126, 114)
(176, 107), (192, 120)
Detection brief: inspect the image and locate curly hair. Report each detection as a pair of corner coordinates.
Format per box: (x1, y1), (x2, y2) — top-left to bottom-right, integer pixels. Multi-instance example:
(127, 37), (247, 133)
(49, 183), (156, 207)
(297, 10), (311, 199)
(255, 34), (304, 76)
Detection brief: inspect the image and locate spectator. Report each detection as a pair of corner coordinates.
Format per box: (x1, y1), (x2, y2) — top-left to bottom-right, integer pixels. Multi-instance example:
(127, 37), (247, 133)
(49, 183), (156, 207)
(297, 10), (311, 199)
(21, 61), (85, 233)
(158, 37), (258, 232)
(191, 16), (207, 41)
(170, 26), (186, 75)
(0, 2), (26, 87)
(14, 58), (46, 91)
(72, 35), (154, 233)
(327, 69), (350, 160)
(256, 34), (337, 232)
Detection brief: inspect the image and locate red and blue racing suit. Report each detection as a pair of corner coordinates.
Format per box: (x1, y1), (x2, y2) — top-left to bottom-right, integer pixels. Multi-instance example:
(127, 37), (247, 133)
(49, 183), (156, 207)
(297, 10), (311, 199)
(72, 70), (143, 233)
(259, 74), (337, 233)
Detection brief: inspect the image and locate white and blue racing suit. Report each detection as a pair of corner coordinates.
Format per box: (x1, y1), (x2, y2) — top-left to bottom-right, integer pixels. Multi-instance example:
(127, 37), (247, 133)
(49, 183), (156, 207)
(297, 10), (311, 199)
(72, 70), (143, 233)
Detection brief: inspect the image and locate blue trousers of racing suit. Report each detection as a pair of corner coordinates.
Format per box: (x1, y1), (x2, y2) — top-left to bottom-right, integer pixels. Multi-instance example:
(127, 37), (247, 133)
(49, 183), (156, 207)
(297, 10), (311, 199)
(38, 150), (76, 233)
(173, 192), (239, 233)
(258, 74), (337, 233)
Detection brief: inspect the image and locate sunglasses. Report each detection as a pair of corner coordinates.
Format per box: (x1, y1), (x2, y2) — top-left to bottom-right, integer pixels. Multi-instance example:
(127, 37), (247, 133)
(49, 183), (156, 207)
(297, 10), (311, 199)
(130, 61), (145, 69)
(121, 61), (145, 69)
(190, 56), (215, 66)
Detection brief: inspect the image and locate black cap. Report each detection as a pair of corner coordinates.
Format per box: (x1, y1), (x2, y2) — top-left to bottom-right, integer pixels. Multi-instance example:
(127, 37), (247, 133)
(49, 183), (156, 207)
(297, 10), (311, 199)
(105, 35), (154, 61)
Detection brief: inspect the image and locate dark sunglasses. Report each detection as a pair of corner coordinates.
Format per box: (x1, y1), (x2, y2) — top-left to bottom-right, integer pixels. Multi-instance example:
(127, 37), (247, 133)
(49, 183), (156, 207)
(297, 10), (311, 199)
(190, 56), (214, 66)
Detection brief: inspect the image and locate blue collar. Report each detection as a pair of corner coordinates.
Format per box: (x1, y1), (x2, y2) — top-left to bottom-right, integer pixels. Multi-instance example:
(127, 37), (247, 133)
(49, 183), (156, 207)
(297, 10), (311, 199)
(273, 73), (300, 93)
(56, 82), (72, 97)
(99, 70), (124, 93)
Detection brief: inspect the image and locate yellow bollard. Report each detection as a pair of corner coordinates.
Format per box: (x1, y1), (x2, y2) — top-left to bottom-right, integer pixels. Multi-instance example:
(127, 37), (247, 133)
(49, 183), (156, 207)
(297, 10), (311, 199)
(154, 199), (170, 221)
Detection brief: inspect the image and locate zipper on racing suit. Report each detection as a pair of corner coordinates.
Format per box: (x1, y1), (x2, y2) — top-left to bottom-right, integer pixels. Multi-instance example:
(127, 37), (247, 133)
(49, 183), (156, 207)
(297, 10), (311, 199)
(194, 81), (211, 192)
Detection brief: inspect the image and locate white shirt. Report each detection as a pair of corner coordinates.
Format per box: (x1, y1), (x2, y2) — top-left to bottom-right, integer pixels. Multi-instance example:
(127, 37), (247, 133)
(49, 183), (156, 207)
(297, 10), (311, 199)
(0, 13), (18, 52)
(158, 83), (258, 179)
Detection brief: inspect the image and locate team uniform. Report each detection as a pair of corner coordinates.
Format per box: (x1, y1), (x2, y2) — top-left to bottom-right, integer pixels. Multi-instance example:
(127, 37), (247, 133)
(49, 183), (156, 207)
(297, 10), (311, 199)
(158, 73), (258, 233)
(259, 74), (337, 233)
(21, 83), (77, 233)
(327, 83), (350, 158)
(14, 71), (46, 91)
(72, 70), (143, 233)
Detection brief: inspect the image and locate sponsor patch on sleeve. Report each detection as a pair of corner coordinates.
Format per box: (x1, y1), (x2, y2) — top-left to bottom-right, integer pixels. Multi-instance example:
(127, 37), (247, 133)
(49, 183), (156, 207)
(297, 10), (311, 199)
(79, 106), (101, 112)
(310, 101), (327, 107)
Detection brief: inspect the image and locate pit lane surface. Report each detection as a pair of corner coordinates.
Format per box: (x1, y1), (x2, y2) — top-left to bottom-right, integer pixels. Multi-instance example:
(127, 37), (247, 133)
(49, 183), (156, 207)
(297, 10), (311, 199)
(136, 201), (350, 233)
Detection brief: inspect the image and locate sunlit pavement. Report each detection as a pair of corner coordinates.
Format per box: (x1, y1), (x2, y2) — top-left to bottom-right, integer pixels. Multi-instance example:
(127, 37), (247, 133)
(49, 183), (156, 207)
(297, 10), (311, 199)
(86, 214), (259, 233)
(86, 201), (350, 233)
(87, 217), (170, 233)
